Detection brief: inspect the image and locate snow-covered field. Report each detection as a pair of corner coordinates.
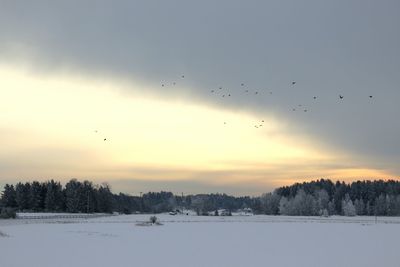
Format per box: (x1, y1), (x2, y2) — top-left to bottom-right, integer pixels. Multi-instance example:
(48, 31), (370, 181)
(1, 214), (399, 267)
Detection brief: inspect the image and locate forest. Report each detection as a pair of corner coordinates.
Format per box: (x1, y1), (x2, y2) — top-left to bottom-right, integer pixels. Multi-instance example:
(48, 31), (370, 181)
(1, 178), (400, 217)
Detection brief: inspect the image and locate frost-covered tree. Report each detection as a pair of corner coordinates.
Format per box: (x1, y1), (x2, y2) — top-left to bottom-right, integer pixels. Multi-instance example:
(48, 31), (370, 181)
(374, 194), (387, 216)
(328, 200), (336, 215)
(279, 196), (289, 215)
(342, 194), (356, 216)
(315, 189), (330, 215)
(292, 189), (317, 216)
(354, 199), (365, 215)
(261, 192), (281, 215)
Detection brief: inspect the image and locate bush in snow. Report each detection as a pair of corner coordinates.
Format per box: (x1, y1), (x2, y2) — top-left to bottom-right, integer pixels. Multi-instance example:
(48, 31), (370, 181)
(150, 216), (158, 224)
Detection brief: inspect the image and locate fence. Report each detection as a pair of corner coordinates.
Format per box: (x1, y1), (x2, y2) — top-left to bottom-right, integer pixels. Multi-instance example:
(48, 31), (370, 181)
(16, 213), (114, 220)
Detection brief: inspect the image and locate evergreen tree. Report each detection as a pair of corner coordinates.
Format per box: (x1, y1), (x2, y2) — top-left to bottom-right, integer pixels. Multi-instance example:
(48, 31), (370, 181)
(45, 180), (64, 211)
(65, 179), (81, 213)
(15, 182), (31, 211)
(97, 183), (114, 213)
(30, 181), (44, 211)
(1, 184), (17, 208)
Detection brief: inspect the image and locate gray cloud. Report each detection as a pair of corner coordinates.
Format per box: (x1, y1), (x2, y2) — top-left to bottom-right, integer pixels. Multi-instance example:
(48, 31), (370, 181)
(1, 0), (400, 175)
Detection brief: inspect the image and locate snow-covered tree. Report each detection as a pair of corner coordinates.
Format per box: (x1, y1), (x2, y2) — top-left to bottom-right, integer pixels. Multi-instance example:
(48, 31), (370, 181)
(342, 194), (356, 216)
(354, 199), (365, 215)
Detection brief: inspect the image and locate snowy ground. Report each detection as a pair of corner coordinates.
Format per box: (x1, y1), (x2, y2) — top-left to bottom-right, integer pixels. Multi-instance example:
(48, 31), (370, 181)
(1, 214), (399, 267)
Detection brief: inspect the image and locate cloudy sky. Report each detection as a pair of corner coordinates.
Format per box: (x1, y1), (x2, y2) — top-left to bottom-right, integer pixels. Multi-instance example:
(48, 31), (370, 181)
(0, 0), (399, 195)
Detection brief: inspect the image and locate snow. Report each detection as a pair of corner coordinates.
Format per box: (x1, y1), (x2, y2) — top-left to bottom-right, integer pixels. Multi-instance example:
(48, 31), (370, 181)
(1, 214), (399, 267)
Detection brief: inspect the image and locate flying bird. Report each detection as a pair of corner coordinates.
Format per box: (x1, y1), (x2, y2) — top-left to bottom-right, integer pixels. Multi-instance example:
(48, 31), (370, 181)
(292, 81), (296, 85)
(241, 83), (244, 86)
(313, 96), (317, 99)
(339, 95), (344, 99)
(369, 95), (373, 98)
(181, 75), (185, 78)
(104, 138), (107, 141)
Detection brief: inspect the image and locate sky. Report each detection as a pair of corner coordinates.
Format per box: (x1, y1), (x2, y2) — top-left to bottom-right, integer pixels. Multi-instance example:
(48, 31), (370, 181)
(0, 0), (399, 195)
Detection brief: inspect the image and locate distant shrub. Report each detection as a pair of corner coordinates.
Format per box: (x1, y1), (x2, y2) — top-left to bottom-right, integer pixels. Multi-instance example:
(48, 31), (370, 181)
(150, 216), (158, 224)
(0, 208), (16, 219)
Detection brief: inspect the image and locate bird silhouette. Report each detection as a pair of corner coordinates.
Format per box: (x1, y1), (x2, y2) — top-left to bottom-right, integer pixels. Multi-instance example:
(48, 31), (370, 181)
(339, 95), (344, 99)
(181, 75), (185, 78)
(292, 81), (296, 85)
(313, 96), (317, 99)
(104, 138), (107, 141)
(241, 83), (244, 86)
(255, 92), (258, 95)
(369, 95), (373, 98)
(219, 87), (222, 90)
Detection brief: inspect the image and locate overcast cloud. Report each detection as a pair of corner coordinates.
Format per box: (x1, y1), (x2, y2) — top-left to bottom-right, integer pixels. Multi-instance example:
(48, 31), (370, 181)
(1, 0), (399, 179)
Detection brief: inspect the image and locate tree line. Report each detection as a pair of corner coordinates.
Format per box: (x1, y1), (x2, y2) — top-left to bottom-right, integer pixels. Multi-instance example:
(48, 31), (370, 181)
(258, 179), (400, 216)
(0, 179), (251, 215)
(1, 178), (400, 216)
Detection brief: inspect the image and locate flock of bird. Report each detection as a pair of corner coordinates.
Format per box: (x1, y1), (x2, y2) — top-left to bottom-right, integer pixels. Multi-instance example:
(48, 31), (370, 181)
(96, 74), (374, 140)
(161, 75), (374, 128)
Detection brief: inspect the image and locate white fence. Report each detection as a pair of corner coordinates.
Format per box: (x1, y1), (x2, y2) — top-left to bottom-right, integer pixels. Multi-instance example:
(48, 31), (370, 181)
(16, 213), (114, 220)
